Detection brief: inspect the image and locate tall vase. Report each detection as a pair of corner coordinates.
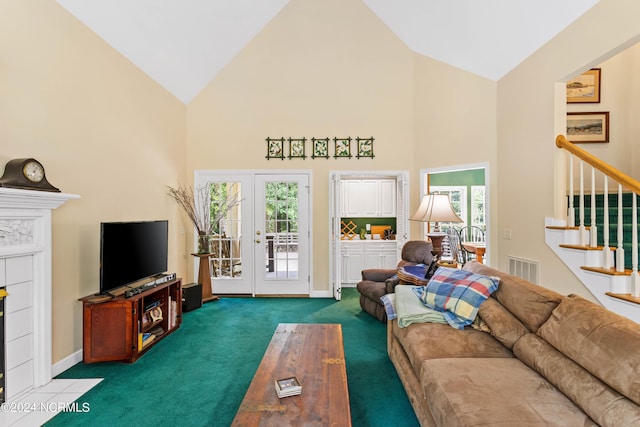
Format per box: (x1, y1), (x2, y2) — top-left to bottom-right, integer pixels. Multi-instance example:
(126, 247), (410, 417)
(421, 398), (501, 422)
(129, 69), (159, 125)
(197, 233), (210, 254)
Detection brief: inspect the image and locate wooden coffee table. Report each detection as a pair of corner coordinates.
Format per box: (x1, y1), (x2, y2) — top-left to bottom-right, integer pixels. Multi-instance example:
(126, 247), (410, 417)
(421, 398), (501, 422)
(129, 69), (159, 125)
(231, 323), (352, 426)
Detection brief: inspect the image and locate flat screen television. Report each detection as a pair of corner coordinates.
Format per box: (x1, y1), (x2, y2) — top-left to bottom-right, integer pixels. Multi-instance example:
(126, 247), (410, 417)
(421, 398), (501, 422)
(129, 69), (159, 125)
(100, 220), (168, 295)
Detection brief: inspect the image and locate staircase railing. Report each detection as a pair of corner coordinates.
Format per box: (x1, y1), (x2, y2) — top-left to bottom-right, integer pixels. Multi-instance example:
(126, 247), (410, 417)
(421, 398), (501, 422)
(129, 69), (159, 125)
(555, 134), (640, 297)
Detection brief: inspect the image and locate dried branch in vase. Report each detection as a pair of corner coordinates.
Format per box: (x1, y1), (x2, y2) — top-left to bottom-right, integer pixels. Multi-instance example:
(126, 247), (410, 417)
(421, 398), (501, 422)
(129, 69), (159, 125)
(167, 184), (242, 237)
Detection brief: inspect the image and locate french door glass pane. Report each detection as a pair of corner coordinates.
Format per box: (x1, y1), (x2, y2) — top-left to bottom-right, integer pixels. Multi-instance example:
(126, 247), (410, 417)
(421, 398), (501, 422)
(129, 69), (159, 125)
(209, 182), (242, 278)
(264, 181), (299, 279)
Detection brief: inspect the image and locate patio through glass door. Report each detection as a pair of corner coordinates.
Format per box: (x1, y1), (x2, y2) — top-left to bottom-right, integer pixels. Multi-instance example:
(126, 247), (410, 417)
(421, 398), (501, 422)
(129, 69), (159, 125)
(254, 174), (310, 295)
(194, 171), (310, 295)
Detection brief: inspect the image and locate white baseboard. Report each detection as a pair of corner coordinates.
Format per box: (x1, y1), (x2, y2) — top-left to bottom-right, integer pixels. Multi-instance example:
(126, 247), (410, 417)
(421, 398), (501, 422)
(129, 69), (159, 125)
(309, 290), (332, 298)
(52, 349), (83, 377)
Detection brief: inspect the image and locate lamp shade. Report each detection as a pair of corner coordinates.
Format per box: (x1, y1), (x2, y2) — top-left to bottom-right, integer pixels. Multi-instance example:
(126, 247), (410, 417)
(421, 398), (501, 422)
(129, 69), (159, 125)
(410, 194), (463, 224)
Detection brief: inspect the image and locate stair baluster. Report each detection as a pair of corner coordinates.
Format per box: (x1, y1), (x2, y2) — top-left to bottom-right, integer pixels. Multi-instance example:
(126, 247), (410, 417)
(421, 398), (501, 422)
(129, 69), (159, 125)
(633, 194), (639, 297)
(602, 176), (611, 269)
(568, 154), (575, 227)
(590, 167), (598, 247)
(552, 135), (640, 318)
(616, 184), (625, 273)
(579, 161), (587, 246)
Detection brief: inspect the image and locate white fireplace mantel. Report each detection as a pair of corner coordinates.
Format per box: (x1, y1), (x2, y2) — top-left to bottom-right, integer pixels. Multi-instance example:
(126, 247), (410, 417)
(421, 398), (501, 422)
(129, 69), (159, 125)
(0, 187), (79, 400)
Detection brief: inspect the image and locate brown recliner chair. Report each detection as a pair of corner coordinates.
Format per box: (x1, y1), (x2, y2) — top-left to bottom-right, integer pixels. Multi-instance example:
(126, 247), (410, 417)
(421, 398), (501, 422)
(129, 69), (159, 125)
(356, 240), (434, 322)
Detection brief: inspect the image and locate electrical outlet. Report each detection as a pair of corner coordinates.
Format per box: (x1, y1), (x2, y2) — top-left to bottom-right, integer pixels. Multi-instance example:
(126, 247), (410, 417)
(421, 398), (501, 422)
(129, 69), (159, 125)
(503, 228), (512, 240)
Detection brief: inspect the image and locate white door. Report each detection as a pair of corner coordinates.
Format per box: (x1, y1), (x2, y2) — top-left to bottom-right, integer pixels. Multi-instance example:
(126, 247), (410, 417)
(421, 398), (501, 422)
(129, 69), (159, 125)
(254, 174), (310, 295)
(195, 173), (254, 294)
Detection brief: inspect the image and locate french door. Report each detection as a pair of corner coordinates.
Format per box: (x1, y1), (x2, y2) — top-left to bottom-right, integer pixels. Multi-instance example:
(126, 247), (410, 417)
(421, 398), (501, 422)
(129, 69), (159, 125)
(194, 171), (310, 296)
(253, 174), (310, 295)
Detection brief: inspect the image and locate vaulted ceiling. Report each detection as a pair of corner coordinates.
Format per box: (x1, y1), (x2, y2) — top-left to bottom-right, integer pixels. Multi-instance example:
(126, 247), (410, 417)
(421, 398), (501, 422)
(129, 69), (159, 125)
(56, 0), (599, 104)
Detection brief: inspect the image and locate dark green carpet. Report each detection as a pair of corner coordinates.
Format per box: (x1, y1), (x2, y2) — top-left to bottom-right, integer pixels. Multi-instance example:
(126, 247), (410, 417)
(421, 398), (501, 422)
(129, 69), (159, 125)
(46, 288), (419, 426)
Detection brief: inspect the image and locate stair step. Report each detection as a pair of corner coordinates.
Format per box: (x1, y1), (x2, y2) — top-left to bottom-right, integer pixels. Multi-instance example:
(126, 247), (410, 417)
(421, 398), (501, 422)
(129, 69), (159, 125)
(581, 266), (631, 275)
(545, 225), (579, 230)
(545, 221), (640, 320)
(606, 292), (640, 305)
(559, 244), (605, 251)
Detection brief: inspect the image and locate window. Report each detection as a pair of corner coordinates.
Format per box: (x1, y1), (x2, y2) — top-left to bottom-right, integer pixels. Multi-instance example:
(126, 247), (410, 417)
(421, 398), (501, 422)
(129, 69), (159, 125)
(471, 186), (485, 230)
(429, 186), (467, 232)
(208, 182), (242, 278)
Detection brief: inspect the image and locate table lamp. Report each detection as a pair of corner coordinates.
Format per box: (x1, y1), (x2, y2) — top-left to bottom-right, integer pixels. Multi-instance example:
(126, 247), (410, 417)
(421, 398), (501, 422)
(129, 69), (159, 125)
(410, 194), (463, 255)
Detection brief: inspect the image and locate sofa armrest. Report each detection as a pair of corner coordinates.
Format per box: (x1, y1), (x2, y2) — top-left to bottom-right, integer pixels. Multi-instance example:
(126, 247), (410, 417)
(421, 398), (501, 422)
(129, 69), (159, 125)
(361, 268), (396, 283)
(385, 275), (401, 294)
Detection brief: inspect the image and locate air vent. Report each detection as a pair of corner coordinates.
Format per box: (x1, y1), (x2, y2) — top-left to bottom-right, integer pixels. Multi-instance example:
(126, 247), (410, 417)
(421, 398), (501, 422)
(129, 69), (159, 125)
(508, 256), (540, 284)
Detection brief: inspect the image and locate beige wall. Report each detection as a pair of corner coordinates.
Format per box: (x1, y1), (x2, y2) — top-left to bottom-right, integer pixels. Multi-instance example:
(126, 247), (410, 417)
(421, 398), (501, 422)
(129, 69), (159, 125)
(4, 0), (640, 366)
(567, 42), (640, 181)
(186, 0), (415, 291)
(0, 1), (187, 363)
(497, 0), (640, 299)
(412, 55), (498, 253)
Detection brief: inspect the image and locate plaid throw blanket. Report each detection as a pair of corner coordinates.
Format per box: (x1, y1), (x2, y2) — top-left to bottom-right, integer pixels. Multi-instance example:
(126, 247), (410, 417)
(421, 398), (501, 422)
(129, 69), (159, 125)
(421, 267), (499, 329)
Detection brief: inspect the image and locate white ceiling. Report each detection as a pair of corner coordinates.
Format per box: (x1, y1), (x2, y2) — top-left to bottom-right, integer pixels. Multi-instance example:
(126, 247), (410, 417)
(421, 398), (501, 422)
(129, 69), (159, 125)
(56, 0), (598, 104)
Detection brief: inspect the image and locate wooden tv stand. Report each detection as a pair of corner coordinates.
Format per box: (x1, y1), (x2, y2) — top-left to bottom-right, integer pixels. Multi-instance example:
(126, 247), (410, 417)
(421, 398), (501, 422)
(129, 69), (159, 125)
(80, 278), (182, 363)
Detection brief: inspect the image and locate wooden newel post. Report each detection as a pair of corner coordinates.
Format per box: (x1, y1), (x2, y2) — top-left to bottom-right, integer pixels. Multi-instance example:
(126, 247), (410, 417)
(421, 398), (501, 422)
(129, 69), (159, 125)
(191, 253), (220, 303)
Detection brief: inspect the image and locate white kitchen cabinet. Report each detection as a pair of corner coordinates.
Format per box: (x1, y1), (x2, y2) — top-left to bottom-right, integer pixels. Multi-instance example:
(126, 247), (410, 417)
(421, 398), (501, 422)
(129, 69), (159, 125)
(340, 241), (366, 284)
(340, 179), (396, 217)
(340, 241), (399, 284)
(378, 180), (396, 217)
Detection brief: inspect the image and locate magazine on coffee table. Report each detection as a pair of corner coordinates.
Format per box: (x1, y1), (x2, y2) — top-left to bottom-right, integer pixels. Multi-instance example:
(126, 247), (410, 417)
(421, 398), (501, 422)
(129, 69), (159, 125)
(275, 377), (302, 398)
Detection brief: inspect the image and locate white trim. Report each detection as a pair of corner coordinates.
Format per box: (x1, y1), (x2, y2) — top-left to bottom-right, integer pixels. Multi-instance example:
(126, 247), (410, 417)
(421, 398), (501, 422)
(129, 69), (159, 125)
(421, 163), (490, 264)
(193, 170), (312, 296)
(328, 170), (409, 299)
(0, 189), (78, 399)
(310, 290), (332, 298)
(52, 350), (83, 377)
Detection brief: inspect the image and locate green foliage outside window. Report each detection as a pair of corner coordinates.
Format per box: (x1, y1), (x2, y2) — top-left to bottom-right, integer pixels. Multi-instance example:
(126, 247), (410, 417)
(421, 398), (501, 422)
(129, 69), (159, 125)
(265, 182), (298, 233)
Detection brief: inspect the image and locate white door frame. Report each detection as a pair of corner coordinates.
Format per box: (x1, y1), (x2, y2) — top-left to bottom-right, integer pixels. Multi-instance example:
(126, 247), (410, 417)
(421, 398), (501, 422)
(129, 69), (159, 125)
(329, 170), (409, 300)
(420, 162), (490, 265)
(254, 173), (311, 296)
(194, 170), (312, 296)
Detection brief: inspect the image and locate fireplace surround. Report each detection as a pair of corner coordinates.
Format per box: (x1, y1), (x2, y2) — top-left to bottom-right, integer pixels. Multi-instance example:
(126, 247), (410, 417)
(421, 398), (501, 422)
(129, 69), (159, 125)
(0, 187), (78, 401)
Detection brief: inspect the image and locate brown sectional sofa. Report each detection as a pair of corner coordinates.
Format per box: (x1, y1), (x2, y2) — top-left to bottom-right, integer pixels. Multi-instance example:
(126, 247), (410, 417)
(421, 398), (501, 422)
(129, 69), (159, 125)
(387, 261), (640, 426)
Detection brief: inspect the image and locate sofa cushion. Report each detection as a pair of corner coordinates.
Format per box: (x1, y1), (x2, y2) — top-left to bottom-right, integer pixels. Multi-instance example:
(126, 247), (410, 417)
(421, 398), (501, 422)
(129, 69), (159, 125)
(537, 294), (640, 405)
(420, 357), (598, 427)
(420, 267), (499, 329)
(463, 261), (563, 332)
(514, 332), (640, 427)
(477, 296), (529, 349)
(392, 321), (513, 375)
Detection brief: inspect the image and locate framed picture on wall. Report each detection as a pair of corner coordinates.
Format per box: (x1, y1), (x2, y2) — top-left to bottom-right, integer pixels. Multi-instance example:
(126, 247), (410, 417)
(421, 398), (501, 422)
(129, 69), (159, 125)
(356, 137), (375, 158)
(266, 137), (285, 160)
(311, 137), (330, 159)
(567, 112), (609, 143)
(566, 68), (601, 103)
(288, 137), (307, 159)
(333, 137), (352, 158)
